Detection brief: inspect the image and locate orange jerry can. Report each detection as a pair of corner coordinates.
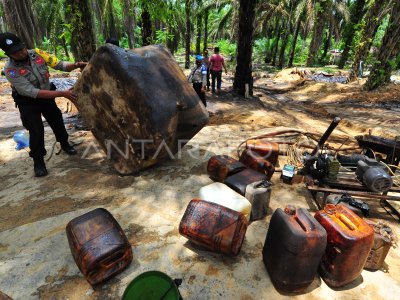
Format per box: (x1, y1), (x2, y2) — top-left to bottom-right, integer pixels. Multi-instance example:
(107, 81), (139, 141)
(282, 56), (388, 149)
(239, 149), (275, 180)
(224, 168), (268, 196)
(314, 204), (374, 287)
(263, 205), (327, 293)
(245, 139), (279, 165)
(66, 208), (133, 285)
(179, 199), (248, 256)
(207, 155), (246, 182)
(364, 221), (395, 271)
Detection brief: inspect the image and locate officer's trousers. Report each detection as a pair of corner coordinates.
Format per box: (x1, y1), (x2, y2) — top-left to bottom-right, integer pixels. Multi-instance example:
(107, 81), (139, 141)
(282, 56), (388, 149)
(17, 99), (69, 159)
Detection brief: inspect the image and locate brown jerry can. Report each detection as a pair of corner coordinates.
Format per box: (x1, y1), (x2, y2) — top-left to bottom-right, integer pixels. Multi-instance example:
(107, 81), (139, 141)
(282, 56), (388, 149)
(364, 221), (394, 270)
(263, 205), (327, 293)
(207, 155), (246, 182)
(239, 149), (275, 180)
(314, 204), (374, 288)
(179, 199), (248, 256)
(66, 208), (133, 285)
(245, 140), (279, 165)
(224, 168), (268, 196)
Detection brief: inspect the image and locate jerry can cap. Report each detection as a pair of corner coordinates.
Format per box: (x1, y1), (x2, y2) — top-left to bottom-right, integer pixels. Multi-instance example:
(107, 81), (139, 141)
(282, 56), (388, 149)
(324, 204), (336, 215)
(284, 205), (296, 215)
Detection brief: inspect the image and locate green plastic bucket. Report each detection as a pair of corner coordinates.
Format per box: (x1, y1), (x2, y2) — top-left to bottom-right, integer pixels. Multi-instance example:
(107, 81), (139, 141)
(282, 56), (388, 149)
(122, 271), (180, 300)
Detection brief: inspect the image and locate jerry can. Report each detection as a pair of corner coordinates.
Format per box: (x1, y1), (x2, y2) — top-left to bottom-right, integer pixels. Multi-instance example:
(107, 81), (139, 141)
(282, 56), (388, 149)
(207, 155), (246, 182)
(245, 139), (279, 165)
(239, 148), (275, 180)
(263, 205), (327, 293)
(199, 182), (252, 220)
(224, 168), (268, 196)
(326, 194), (369, 218)
(364, 221), (395, 270)
(179, 199), (248, 256)
(314, 204), (374, 287)
(245, 180), (272, 221)
(66, 208), (133, 285)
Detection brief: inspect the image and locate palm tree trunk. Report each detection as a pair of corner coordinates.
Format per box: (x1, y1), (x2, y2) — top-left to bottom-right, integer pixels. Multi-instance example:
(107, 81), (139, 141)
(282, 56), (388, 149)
(271, 21), (282, 66)
(278, 0), (294, 69)
(338, 0), (367, 69)
(320, 19), (333, 63)
(92, 0), (107, 40)
(366, 0), (400, 90)
(122, 0), (135, 48)
(2, 0), (42, 48)
(107, 0), (118, 39)
(266, 17), (280, 64)
(204, 8), (209, 50)
(288, 16), (302, 68)
(65, 0), (96, 61)
(185, 0), (191, 69)
(141, 9), (152, 46)
(233, 0), (257, 96)
(352, 0), (388, 76)
(306, 0), (330, 67)
(196, 12), (202, 54)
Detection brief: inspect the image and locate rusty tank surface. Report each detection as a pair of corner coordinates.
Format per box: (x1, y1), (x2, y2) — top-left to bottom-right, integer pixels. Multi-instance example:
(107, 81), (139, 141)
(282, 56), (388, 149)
(263, 205), (327, 293)
(73, 44), (209, 175)
(245, 140), (280, 165)
(239, 148), (275, 180)
(66, 208), (133, 285)
(179, 199), (248, 256)
(314, 204), (374, 288)
(207, 155), (246, 182)
(224, 168), (268, 195)
(364, 221), (396, 271)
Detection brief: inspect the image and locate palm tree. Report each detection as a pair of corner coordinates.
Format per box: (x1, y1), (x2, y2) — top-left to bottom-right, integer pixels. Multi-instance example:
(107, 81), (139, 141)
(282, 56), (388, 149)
(306, 0), (349, 67)
(366, 0), (400, 90)
(352, 0), (390, 76)
(233, 0), (257, 96)
(338, 0), (367, 69)
(65, 0), (96, 61)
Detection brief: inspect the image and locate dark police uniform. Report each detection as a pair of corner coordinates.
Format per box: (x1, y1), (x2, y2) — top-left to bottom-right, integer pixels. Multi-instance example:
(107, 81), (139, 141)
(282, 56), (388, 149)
(4, 48), (71, 160)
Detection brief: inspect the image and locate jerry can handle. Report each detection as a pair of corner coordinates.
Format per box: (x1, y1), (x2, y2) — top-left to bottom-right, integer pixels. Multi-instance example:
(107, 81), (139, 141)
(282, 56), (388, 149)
(338, 214), (357, 231)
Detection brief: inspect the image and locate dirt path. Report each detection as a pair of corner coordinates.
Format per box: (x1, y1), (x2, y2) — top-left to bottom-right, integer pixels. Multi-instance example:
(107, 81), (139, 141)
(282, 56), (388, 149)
(0, 73), (400, 299)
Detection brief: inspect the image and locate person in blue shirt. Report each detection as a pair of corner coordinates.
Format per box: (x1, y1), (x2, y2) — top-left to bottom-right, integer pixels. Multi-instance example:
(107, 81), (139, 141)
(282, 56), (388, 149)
(188, 55), (207, 107)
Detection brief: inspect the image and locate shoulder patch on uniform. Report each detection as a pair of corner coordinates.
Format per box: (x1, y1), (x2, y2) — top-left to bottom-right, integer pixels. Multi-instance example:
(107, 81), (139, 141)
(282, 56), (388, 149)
(5, 68), (17, 78)
(35, 56), (45, 65)
(35, 48), (59, 68)
(19, 68), (28, 76)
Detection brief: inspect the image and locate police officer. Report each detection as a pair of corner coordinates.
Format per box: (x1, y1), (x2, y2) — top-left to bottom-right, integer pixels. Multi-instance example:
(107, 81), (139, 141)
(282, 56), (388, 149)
(0, 32), (87, 177)
(188, 55), (207, 107)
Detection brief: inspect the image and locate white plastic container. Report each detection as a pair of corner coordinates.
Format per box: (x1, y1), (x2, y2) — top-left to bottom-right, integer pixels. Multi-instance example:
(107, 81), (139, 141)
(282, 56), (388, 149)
(199, 182), (252, 220)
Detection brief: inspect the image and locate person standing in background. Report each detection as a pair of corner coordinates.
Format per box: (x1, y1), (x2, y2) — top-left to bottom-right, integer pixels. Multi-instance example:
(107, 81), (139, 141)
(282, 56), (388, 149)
(209, 47), (227, 95)
(188, 55), (207, 107)
(203, 49), (210, 91)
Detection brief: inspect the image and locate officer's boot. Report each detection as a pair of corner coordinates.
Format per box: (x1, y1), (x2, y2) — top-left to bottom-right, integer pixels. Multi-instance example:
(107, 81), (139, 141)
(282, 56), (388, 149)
(33, 157), (48, 177)
(61, 142), (77, 155)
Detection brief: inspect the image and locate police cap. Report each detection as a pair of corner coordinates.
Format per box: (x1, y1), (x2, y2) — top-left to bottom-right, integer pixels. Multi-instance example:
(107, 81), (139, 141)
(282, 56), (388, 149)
(0, 32), (26, 55)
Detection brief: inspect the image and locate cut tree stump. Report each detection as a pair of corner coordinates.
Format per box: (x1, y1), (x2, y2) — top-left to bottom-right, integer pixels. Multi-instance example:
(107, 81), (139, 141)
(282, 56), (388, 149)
(73, 44), (209, 175)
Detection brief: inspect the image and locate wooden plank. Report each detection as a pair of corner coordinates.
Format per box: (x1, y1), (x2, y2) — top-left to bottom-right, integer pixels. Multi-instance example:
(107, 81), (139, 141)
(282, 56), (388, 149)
(306, 185), (400, 201)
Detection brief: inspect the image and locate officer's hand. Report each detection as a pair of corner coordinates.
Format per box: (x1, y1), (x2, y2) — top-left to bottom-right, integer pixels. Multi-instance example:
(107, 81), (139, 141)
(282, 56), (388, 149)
(62, 89), (77, 101)
(75, 62), (87, 71)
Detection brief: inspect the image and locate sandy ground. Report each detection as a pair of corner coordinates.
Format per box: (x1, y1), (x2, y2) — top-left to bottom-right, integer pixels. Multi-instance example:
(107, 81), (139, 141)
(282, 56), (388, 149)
(0, 68), (400, 300)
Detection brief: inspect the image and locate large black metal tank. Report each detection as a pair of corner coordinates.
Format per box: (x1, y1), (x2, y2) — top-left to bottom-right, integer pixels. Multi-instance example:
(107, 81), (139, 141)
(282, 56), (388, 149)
(73, 44), (209, 174)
